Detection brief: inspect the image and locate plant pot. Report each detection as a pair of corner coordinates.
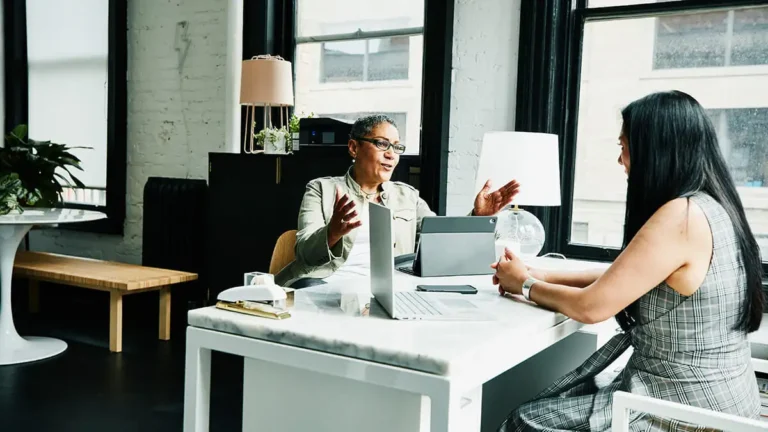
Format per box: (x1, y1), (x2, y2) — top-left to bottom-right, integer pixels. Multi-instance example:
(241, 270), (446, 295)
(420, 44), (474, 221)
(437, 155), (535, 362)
(291, 132), (300, 151)
(263, 133), (289, 155)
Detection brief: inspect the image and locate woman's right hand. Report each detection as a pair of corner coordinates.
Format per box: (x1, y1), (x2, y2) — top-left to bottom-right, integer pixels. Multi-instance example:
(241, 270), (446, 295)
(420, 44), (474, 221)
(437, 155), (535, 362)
(327, 187), (362, 248)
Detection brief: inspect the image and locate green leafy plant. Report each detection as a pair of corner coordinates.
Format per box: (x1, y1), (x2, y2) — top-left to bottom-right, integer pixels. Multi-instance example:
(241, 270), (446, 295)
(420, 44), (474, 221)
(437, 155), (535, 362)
(0, 124), (87, 215)
(0, 173), (24, 215)
(288, 111), (314, 134)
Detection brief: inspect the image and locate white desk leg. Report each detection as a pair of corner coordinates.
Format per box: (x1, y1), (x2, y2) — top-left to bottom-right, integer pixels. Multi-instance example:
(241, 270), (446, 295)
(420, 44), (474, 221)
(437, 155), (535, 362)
(461, 386), (483, 431)
(430, 386), (462, 432)
(184, 331), (211, 432)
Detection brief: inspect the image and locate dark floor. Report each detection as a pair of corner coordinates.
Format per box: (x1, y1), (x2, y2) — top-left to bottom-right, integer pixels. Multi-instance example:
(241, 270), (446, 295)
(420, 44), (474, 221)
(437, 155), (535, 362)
(0, 281), (241, 432)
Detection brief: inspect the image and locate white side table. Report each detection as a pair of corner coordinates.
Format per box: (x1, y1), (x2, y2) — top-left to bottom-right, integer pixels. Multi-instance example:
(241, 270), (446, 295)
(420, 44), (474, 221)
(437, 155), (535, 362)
(0, 208), (105, 365)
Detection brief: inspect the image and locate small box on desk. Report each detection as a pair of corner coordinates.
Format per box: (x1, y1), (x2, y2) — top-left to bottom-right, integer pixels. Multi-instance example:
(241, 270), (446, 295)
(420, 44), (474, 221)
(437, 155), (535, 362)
(244, 271), (274, 286)
(244, 271), (294, 308)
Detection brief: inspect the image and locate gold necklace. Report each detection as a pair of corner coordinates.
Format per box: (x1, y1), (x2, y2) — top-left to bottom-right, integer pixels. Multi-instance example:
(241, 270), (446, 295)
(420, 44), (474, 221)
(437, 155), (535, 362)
(361, 190), (380, 202)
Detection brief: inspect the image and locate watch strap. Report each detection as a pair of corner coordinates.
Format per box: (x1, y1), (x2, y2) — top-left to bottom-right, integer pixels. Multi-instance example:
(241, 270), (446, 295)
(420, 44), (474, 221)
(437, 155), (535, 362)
(522, 277), (539, 301)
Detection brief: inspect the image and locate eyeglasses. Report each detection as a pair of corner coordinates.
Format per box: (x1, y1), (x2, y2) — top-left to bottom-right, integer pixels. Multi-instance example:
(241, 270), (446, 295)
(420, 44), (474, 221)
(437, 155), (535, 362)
(353, 136), (406, 155)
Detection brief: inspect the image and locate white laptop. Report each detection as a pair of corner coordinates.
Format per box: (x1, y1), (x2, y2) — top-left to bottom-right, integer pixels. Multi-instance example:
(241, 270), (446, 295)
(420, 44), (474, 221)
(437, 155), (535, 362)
(369, 202), (487, 321)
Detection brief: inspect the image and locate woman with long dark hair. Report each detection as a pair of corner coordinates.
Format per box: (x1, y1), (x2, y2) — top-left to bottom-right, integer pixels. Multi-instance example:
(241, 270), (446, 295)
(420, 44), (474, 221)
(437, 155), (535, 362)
(494, 90), (764, 431)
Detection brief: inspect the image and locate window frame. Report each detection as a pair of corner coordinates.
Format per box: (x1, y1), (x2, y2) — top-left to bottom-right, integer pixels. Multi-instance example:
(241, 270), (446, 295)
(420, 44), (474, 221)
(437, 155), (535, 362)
(243, 0), (453, 214)
(2, 0), (127, 235)
(524, 0), (768, 263)
(316, 32), (416, 84)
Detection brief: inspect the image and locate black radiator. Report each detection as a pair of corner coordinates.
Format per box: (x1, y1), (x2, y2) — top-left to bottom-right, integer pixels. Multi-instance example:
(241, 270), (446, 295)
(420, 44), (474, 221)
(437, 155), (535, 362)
(142, 177), (208, 328)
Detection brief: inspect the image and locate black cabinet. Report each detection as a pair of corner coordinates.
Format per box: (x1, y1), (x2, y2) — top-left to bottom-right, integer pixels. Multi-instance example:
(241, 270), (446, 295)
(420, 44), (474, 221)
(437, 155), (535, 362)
(207, 147), (418, 298)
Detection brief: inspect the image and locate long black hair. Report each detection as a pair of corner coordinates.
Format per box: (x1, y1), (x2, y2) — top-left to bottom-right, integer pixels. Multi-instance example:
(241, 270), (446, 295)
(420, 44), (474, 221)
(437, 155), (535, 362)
(616, 90), (764, 333)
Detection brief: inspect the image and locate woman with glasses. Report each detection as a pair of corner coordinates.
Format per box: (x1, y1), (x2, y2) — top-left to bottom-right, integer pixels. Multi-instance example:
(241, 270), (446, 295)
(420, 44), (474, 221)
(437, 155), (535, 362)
(275, 114), (520, 288)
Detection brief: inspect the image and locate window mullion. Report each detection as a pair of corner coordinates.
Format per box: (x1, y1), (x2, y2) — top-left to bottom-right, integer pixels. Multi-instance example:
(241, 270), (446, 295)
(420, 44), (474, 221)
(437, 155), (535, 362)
(363, 40), (370, 81)
(724, 9), (735, 66)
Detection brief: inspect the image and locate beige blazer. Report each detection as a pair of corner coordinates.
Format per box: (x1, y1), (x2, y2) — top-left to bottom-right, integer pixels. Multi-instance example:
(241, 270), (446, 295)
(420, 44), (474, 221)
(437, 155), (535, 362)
(275, 168), (435, 286)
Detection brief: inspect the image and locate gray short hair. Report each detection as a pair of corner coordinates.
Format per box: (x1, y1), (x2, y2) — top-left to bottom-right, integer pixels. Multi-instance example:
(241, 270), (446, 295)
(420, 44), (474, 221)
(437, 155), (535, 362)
(349, 114), (397, 139)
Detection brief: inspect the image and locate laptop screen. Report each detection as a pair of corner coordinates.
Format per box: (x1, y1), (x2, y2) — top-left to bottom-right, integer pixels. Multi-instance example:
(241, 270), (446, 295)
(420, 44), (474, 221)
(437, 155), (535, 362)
(368, 202), (396, 316)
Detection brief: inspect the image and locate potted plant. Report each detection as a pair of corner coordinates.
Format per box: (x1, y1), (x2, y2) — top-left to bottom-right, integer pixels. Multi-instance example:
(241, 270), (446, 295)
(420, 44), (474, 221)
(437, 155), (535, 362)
(288, 111), (314, 151)
(0, 124), (87, 215)
(253, 112), (315, 155)
(255, 126), (290, 155)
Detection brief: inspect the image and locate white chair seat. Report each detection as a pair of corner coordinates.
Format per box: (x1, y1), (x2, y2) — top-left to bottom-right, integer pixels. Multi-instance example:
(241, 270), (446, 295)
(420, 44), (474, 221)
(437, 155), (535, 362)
(611, 391), (768, 432)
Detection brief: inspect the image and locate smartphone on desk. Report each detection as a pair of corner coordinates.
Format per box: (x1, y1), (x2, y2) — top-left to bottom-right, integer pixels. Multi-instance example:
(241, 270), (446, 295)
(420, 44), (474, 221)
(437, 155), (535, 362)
(416, 284), (477, 295)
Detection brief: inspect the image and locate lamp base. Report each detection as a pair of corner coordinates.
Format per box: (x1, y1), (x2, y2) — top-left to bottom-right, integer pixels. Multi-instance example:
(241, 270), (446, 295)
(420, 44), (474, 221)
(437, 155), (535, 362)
(495, 207), (545, 259)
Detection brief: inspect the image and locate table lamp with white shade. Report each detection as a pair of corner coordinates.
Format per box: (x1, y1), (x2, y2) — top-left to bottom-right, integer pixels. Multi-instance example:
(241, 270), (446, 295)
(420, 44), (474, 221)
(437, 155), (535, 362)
(474, 131), (561, 258)
(240, 55), (294, 154)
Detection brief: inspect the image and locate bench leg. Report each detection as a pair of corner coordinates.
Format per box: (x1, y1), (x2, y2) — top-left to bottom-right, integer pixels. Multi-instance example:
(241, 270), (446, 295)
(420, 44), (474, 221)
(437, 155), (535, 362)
(159, 286), (171, 341)
(28, 279), (39, 313)
(110, 291), (123, 352)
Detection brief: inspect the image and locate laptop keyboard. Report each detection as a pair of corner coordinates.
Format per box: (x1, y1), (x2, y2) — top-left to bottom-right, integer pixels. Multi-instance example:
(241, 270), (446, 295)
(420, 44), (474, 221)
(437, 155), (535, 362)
(397, 292), (442, 316)
(396, 266), (416, 276)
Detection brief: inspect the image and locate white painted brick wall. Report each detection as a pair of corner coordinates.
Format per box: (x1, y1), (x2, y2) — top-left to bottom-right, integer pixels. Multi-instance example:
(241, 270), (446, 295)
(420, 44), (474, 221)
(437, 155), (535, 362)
(447, 0), (521, 216)
(29, 0), (228, 263)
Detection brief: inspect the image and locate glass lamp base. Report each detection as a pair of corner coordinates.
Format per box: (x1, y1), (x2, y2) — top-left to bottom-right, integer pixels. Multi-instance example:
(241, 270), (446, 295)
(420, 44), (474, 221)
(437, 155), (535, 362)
(495, 207), (546, 259)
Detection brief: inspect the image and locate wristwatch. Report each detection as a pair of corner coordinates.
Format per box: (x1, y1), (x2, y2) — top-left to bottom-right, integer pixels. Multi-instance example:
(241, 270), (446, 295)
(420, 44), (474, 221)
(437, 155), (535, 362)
(521, 277), (539, 301)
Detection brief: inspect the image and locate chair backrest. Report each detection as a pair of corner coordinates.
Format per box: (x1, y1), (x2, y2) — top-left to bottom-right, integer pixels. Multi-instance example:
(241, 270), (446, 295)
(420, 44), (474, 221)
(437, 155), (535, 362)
(612, 391), (768, 432)
(269, 230), (298, 275)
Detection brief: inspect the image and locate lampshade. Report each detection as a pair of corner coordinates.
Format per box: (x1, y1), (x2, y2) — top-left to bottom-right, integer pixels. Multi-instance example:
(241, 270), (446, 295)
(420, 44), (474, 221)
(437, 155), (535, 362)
(474, 131), (561, 207)
(240, 56), (294, 107)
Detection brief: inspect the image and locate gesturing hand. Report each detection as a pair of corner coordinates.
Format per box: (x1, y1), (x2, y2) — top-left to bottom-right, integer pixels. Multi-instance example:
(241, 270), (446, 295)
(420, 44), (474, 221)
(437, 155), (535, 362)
(327, 187), (362, 248)
(474, 179), (521, 216)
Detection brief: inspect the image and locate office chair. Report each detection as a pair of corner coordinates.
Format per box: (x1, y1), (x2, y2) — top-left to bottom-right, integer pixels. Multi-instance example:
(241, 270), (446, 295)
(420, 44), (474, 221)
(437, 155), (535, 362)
(269, 230), (297, 275)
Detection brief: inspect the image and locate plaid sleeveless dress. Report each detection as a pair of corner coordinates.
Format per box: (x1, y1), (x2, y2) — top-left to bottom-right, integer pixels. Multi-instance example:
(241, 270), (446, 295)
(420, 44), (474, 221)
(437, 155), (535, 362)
(500, 193), (761, 431)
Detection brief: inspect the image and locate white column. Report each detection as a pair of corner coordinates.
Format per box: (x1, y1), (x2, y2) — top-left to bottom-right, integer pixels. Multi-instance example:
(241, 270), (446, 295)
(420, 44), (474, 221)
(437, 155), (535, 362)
(224, 0), (244, 154)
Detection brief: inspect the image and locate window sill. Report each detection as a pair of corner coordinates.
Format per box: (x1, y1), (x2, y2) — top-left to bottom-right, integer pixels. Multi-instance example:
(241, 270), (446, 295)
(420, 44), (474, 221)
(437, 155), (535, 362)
(56, 203), (124, 235)
(59, 216), (123, 235)
(640, 65), (768, 80)
(312, 80), (416, 92)
(563, 252), (615, 264)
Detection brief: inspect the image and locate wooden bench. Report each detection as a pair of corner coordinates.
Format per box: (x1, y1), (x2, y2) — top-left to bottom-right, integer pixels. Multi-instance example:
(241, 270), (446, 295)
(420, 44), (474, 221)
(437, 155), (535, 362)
(13, 251), (198, 353)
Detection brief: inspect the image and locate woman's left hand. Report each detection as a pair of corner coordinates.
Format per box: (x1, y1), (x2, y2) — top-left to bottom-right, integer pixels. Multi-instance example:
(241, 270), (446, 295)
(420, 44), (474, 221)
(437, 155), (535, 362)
(491, 248), (530, 296)
(473, 179), (520, 216)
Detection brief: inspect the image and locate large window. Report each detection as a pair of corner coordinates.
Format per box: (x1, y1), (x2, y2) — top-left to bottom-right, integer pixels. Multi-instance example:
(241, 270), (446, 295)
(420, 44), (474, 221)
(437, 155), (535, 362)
(27, 0), (108, 207)
(2, 0), (127, 233)
(294, 1), (424, 154)
(561, 2), (768, 260)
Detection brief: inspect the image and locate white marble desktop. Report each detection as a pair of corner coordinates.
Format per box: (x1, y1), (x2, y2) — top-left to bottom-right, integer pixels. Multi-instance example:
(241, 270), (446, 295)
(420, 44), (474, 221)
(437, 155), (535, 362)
(188, 257), (610, 375)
